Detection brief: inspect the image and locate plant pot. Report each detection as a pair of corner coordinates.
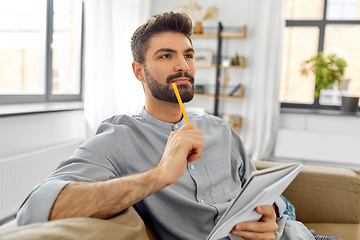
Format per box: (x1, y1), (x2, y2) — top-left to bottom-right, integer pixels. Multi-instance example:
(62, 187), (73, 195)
(194, 22), (203, 34)
(341, 96), (359, 113)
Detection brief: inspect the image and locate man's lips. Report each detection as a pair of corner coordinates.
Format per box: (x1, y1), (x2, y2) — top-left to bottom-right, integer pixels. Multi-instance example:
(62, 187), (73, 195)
(171, 78), (191, 84)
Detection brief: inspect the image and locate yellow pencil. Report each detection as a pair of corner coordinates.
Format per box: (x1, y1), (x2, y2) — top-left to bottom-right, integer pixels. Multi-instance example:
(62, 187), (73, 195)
(172, 83), (189, 123)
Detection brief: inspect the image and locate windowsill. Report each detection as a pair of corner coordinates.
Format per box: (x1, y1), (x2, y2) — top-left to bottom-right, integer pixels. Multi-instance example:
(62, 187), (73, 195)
(280, 107), (360, 117)
(0, 101), (84, 117)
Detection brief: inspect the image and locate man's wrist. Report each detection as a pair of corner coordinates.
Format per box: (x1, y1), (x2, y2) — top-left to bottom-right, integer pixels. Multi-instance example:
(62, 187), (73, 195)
(147, 167), (170, 193)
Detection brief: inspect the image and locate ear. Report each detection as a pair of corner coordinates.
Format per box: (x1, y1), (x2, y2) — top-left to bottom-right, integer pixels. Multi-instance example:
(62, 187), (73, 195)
(132, 61), (145, 82)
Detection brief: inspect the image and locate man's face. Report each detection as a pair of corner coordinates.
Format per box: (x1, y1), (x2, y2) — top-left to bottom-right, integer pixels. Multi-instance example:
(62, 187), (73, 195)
(142, 32), (196, 103)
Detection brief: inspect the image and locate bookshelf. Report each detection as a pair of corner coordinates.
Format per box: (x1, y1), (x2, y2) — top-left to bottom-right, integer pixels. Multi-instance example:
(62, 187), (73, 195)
(191, 24), (246, 129)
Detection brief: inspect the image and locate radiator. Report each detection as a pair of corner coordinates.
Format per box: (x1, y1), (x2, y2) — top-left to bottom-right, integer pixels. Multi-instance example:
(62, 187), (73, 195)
(273, 129), (360, 170)
(0, 140), (84, 221)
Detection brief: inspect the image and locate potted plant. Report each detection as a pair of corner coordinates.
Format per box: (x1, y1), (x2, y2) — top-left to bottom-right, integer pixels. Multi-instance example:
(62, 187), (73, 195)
(300, 52), (358, 112)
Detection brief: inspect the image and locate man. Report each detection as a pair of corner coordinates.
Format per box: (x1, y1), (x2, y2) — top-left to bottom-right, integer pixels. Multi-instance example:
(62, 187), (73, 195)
(16, 12), (335, 240)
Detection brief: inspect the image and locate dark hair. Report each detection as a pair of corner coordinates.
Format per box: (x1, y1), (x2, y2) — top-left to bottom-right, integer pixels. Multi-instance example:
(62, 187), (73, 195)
(131, 11), (193, 64)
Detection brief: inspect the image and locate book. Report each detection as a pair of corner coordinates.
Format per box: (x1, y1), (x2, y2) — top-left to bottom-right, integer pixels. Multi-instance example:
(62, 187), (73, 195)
(229, 84), (242, 96)
(206, 163), (303, 240)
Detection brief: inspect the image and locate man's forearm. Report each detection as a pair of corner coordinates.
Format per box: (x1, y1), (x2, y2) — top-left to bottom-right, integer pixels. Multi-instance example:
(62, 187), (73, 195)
(49, 167), (165, 220)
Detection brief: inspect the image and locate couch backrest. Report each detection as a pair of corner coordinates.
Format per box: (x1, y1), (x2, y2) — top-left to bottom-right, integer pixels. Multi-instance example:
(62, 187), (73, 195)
(284, 170), (360, 223)
(254, 160), (360, 224)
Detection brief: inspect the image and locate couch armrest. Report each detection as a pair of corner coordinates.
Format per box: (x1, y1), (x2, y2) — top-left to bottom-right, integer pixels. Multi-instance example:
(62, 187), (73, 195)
(254, 160), (360, 224)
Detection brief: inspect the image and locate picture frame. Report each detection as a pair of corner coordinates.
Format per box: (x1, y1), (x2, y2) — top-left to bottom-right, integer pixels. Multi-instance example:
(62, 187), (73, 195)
(194, 49), (214, 65)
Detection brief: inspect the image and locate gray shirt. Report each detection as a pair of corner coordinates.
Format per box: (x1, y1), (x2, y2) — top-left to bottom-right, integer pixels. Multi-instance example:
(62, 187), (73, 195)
(17, 108), (288, 239)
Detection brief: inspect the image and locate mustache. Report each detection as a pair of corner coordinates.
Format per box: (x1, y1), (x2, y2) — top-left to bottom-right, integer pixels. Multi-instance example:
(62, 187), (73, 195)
(166, 72), (195, 84)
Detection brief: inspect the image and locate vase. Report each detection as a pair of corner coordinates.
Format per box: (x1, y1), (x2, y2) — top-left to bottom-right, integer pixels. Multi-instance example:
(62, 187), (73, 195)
(194, 22), (203, 34)
(341, 96), (359, 113)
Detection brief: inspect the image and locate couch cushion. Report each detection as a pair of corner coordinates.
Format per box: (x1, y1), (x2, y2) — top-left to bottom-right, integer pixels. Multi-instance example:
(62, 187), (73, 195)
(305, 223), (360, 240)
(0, 207), (150, 240)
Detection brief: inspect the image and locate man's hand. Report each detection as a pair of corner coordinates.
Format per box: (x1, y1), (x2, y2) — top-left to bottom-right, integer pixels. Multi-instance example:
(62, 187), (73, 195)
(156, 122), (203, 186)
(230, 205), (279, 240)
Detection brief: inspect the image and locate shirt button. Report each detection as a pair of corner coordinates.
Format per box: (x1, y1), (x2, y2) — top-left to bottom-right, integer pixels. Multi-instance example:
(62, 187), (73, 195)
(190, 165), (195, 170)
(200, 199), (205, 204)
(173, 124), (179, 130)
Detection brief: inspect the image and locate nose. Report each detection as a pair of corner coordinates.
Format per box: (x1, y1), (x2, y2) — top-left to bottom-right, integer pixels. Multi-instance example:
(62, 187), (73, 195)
(174, 55), (189, 72)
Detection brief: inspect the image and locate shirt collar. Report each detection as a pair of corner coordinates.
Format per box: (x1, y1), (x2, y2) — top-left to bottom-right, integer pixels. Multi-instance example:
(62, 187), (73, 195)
(140, 107), (186, 131)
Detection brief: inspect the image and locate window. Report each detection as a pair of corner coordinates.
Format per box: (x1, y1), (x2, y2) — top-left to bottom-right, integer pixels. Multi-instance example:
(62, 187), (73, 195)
(0, 0), (83, 104)
(280, 0), (360, 109)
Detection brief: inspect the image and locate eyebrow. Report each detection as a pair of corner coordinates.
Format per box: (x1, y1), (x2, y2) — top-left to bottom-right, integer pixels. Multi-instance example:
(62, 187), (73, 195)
(153, 47), (194, 56)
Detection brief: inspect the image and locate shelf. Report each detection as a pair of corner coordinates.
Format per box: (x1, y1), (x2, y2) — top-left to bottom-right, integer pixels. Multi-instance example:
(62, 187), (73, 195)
(223, 115), (242, 130)
(231, 116), (242, 130)
(196, 57), (246, 69)
(232, 125), (242, 130)
(192, 23), (247, 119)
(194, 86), (244, 99)
(192, 25), (247, 39)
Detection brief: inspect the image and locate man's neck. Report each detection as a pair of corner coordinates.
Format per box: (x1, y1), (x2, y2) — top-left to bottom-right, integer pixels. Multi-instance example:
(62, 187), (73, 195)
(144, 99), (183, 124)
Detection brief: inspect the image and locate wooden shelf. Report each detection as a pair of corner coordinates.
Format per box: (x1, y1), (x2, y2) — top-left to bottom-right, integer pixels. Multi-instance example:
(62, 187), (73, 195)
(223, 115), (242, 130)
(192, 25), (247, 39)
(231, 116), (242, 130)
(192, 23), (247, 120)
(196, 57), (246, 69)
(194, 86), (244, 99)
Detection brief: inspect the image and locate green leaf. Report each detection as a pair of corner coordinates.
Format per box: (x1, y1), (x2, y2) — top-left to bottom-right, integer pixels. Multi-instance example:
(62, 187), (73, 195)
(300, 52), (347, 98)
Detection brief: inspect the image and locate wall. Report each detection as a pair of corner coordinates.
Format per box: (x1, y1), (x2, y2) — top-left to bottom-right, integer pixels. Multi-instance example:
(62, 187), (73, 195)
(0, 110), (86, 159)
(272, 112), (360, 171)
(0, 110), (87, 221)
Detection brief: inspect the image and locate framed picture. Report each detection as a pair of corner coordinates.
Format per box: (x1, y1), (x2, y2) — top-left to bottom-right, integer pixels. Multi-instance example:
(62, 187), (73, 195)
(194, 49), (214, 65)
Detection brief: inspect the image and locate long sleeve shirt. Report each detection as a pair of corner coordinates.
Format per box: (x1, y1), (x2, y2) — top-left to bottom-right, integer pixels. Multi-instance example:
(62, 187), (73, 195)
(17, 108), (288, 240)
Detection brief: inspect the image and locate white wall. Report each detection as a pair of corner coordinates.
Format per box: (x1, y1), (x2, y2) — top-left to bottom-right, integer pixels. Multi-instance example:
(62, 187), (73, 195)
(0, 110), (86, 160)
(0, 110), (86, 159)
(151, 0), (249, 26)
(0, 110), (87, 221)
(272, 112), (360, 170)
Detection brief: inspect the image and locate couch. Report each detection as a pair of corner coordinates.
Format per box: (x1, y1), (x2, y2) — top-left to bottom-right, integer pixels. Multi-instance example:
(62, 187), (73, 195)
(1, 161), (359, 240)
(254, 160), (360, 240)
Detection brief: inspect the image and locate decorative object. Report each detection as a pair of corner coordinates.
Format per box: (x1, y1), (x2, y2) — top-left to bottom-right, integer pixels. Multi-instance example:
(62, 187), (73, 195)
(338, 79), (359, 112)
(300, 52), (347, 98)
(220, 59), (230, 95)
(229, 84), (242, 96)
(179, 0), (219, 34)
(194, 49), (214, 65)
(194, 83), (205, 94)
(231, 52), (241, 66)
(301, 52), (359, 112)
(341, 96), (359, 112)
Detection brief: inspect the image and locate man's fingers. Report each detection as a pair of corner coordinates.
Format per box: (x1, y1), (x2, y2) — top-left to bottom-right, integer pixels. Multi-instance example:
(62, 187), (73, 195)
(177, 122), (196, 131)
(256, 205), (277, 221)
(187, 141), (203, 162)
(172, 123), (204, 161)
(232, 221), (278, 234)
(231, 205), (278, 239)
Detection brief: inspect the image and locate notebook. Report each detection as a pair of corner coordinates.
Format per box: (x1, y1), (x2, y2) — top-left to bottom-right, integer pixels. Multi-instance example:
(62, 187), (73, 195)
(207, 163), (303, 240)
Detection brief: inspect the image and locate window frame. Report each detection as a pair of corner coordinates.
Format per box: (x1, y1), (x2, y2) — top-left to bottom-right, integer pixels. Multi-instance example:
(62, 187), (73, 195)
(0, 0), (84, 105)
(281, 0), (360, 110)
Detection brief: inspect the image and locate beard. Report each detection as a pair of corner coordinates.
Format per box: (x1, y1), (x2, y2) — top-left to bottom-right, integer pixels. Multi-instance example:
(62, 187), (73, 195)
(144, 66), (195, 103)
